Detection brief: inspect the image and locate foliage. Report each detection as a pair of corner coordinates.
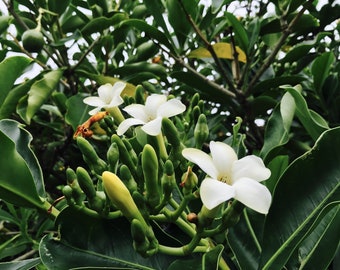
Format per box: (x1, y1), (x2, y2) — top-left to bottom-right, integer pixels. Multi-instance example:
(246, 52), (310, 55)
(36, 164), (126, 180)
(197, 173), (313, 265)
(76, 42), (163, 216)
(0, 0), (339, 269)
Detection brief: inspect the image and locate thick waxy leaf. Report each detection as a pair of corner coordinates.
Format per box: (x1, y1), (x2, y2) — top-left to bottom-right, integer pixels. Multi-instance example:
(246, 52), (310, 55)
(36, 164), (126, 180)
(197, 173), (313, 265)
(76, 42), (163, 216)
(259, 127), (340, 269)
(0, 119), (45, 208)
(65, 93), (91, 131)
(0, 56), (32, 106)
(225, 12), (249, 55)
(81, 13), (127, 35)
(188, 42), (246, 63)
(17, 69), (63, 124)
(42, 207), (175, 269)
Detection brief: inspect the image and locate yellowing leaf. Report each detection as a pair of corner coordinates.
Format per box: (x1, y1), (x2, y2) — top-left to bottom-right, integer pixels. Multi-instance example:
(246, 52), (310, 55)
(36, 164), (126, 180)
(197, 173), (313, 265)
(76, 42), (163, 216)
(188, 42), (247, 63)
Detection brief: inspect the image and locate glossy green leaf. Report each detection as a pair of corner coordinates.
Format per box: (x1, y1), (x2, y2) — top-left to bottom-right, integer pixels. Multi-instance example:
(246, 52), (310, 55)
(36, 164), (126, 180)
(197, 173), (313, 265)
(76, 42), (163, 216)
(0, 258), (41, 270)
(259, 127), (340, 269)
(311, 51), (335, 93)
(65, 94), (91, 131)
(0, 119), (45, 208)
(202, 244), (224, 270)
(81, 13), (127, 35)
(0, 76), (36, 119)
(299, 203), (340, 270)
(48, 0), (71, 14)
(0, 56), (32, 106)
(17, 69), (63, 124)
(225, 12), (249, 55)
(283, 85), (329, 141)
(42, 207), (175, 269)
(0, 15), (12, 34)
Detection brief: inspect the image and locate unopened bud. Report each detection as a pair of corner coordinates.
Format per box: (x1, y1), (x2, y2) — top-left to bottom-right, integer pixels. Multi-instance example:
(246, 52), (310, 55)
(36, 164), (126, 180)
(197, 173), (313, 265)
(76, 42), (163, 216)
(194, 114), (209, 148)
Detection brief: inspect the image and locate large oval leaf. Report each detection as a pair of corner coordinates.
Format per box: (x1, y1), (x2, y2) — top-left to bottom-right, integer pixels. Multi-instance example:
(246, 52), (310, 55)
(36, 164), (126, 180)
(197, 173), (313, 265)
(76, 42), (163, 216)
(259, 127), (340, 269)
(0, 119), (45, 208)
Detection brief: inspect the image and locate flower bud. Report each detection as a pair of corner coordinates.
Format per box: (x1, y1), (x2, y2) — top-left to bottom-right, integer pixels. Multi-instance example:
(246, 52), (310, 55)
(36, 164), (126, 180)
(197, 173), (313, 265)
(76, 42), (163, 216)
(198, 205), (221, 228)
(107, 142), (119, 172)
(192, 106), (201, 124)
(135, 85), (145, 104)
(66, 168), (84, 205)
(77, 136), (107, 175)
(131, 218), (150, 253)
(111, 135), (137, 175)
(162, 118), (181, 148)
(102, 171), (145, 224)
(119, 164), (138, 193)
(62, 185), (75, 205)
(161, 160), (176, 201)
(194, 114), (209, 148)
(76, 167), (96, 199)
(180, 166), (198, 195)
(142, 144), (160, 210)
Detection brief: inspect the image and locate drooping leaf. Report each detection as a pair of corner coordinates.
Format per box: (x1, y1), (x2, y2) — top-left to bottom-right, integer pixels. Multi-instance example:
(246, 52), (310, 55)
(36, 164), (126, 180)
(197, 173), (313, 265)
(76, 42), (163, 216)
(17, 69), (63, 124)
(259, 127), (340, 269)
(0, 56), (32, 106)
(188, 42), (247, 63)
(0, 119), (45, 208)
(283, 85), (329, 141)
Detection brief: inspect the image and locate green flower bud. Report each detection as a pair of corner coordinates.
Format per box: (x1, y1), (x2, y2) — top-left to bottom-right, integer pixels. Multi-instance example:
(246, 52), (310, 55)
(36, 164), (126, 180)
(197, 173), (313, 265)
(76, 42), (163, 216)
(120, 164), (138, 193)
(180, 166), (198, 195)
(122, 138), (138, 165)
(131, 218), (150, 255)
(161, 160), (176, 201)
(192, 106), (201, 123)
(142, 144), (160, 210)
(132, 191), (149, 221)
(76, 167), (96, 199)
(135, 85), (145, 104)
(107, 142), (119, 173)
(66, 167), (77, 185)
(102, 171), (145, 224)
(111, 135), (137, 175)
(162, 118), (181, 148)
(66, 168), (84, 205)
(77, 136), (107, 175)
(88, 191), (106, 214)
(62, 185), (74, 205)
(194, 114), (209, 148)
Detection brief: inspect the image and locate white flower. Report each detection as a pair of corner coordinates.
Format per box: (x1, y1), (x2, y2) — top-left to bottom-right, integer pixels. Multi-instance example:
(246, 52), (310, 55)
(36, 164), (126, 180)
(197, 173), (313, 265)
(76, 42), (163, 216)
(83, 82), (126, 115)
(182, 141), (272, 214)
(117, 94), (186, 136)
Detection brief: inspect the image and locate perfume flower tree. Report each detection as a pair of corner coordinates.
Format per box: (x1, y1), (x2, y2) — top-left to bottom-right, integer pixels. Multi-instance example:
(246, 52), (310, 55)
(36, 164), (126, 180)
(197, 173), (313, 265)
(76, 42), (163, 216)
(0, 1), (339, 270)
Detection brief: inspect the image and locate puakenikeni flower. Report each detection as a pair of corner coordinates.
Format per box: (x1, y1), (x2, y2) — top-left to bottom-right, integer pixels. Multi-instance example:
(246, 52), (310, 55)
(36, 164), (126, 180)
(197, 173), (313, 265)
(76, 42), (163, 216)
(83, 82), (126, 115)
(182, 141), (272, 214)
(117, 94), (186, 136)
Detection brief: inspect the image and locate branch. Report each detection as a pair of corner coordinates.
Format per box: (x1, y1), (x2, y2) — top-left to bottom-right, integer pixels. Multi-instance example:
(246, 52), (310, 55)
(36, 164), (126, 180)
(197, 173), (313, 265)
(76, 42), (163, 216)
(245, 0), (313, 96)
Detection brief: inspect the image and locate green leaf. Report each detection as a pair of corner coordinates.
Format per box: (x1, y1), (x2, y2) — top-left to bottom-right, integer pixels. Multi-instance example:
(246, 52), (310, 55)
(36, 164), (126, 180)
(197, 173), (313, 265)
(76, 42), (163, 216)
(311, 51), (335, 93)
(283, 85), (329, 141)
(65, 94), (91, 131)
(120, 19), (176, 54)
(202, 244), (224, 270)
(0, 15), (12, 34)
(42, 207), (175, 269)
(259, 127), (340, 269)
(0, 76), (36, 119)
(225, 12), (249, 55)
(0, 56), (32, 106)
(0, 119), (45, 208)
(48, 0), (71, 15)
(298, 204), (340, 270)
(81, 13), (127, 35)
(17, 69), (63, 124)
(0, 258), (41, 270)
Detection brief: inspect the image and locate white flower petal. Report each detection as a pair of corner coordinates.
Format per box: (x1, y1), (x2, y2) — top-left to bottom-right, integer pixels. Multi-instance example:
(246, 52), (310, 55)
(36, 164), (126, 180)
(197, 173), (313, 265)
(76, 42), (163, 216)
(111, 81), (126, 96)
(107, 95), (124, 108)
(117, 118), (145, 135)
(210, 141), (237, 179)
(123, 104), (148, 122)
(141, 117), (163, 136)
(232, 155), (271, 183)
(200, 178), (235, 210)
(182, 148), (219, 179)
(83, 96), (106, 107)
(88, 107), (101, 115)
(145, 94), (167, 119)
(233, 177), (272, 214)
(157, 98), (186, 118)
(98, 83), (114, 104)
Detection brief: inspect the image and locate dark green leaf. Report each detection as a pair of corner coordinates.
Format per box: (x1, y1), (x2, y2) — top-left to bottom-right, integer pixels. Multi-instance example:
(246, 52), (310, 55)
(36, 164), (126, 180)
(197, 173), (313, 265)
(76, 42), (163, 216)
(65, 94), (91, 131)
(0, 257), (41, 270)
(17, 69), (63, 124)
(311, 51), (335, 93)
(225, 12), (249, 55)
(259, 127), (340, 269)
(0, 56), (32, 106)
(202, 244), (224, 270)
(81, 13), (127, 35)
(48, 0), (71, 14)
(0, 119), (45, 208)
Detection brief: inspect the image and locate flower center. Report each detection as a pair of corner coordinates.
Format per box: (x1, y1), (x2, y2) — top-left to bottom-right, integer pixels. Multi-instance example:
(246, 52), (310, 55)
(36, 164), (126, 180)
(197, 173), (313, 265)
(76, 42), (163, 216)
(220, 175), (232, 185)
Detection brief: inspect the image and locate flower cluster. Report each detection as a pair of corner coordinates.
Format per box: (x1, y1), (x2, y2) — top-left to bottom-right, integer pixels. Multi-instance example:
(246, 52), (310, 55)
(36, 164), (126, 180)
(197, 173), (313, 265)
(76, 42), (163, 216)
(82, 82), (272, 215)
